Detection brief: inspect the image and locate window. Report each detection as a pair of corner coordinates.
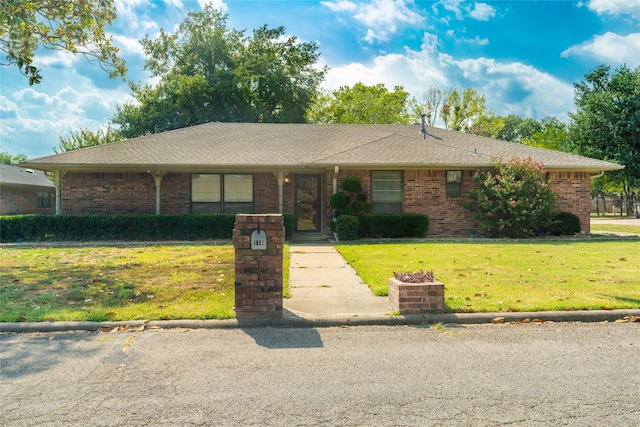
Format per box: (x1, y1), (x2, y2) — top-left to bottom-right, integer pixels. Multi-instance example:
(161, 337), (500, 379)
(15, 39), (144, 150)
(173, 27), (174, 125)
(191, 174), (253, 213)
(446, 171), (462, 197)
(371, 171), (402, 214)
(37, 192), (51, 208)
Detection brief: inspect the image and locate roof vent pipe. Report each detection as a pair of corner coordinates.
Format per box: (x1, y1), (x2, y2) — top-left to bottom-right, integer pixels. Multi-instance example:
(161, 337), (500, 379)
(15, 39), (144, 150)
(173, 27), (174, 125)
(420, 113), (427, 139)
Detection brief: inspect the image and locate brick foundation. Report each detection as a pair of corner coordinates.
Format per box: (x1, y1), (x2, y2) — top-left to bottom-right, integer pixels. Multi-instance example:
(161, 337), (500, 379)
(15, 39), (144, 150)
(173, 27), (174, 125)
(233, 214), (284, 318)
(388, 277), (445, 315)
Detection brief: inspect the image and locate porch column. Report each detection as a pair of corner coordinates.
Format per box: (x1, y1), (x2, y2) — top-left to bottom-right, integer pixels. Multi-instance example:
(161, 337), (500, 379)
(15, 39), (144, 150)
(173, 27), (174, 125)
(54, 170), (66, 215)
(149, 171), (166, 215)
(274, 171), (288, 214)
(332, 166), (339, 195)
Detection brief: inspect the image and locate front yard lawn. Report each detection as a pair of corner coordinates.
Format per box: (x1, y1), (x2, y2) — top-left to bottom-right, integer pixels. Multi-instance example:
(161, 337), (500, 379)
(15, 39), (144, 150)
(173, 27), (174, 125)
(335, 240), (640, 313)
(1, 244), (237, 322)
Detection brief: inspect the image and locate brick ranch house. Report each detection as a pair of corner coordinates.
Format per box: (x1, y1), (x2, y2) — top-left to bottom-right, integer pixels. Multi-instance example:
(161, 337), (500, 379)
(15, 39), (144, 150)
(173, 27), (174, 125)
(20, 122), (622, 236)
(0, 163), (55, 215)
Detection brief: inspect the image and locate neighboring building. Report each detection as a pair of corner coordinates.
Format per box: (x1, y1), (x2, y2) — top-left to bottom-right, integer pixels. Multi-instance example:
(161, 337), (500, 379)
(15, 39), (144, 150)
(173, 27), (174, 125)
(20, 122), (622, 236)
(0, 163), (55, 215)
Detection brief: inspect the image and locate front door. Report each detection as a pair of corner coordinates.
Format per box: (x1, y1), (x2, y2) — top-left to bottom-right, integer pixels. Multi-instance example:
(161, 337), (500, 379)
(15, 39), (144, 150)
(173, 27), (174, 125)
(294, 174), (321, 232)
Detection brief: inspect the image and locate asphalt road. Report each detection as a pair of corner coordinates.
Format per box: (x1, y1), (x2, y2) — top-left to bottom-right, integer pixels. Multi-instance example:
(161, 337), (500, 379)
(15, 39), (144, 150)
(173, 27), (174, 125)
(1, 322), (639, 426)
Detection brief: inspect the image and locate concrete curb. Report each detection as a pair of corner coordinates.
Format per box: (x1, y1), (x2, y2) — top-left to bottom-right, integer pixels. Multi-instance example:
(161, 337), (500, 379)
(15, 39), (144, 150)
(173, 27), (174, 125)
(2, 309), (639, 333)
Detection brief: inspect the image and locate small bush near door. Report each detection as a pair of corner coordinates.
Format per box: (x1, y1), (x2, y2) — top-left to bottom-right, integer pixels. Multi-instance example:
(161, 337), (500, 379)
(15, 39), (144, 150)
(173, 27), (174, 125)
(336, 215), (359, 240)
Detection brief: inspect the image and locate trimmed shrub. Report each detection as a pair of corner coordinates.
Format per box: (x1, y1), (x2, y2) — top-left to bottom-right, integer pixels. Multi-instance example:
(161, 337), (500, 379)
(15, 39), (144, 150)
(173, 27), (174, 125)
(342, 175), (362, 193)
(283, 213), (294, 240)
(0, 214), (238, 242)
(367, 214), (429, 238)
(546, 211), (581, 236)
(336, 215), (359, 241)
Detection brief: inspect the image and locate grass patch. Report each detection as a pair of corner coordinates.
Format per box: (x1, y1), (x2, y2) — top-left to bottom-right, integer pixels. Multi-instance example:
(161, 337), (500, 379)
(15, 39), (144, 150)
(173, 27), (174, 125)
(335, 241), (640, 313)
(0, 244), (236, 322)
(590, 224), (640, 234)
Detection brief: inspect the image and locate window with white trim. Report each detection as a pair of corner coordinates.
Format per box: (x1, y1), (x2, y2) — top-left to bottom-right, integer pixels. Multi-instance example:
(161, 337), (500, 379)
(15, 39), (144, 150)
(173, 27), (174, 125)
(191, 174), (253, 213)
(371, 171), (402, 214)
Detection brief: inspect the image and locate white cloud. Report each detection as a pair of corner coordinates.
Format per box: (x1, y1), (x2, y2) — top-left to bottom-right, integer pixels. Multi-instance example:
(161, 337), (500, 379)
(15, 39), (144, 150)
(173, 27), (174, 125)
(469, 3), (496, 21)
(324, 0), (425, 44)
(587, 0), (640, 20)
(323, 32), (573, 121)
(354, 0), (424, 27)
(111, 34), (146, 57)
(321, 0), (357, 12)
(562, 32), (640, 67)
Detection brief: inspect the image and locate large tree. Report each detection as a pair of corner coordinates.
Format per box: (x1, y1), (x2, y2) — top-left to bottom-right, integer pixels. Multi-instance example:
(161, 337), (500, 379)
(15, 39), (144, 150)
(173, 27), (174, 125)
(568, 64), (640, 215)
(0, 152), (27, 164)
(0, 0), (126, 85)
(307, 83), (412, 124)
(496, 115), (542, 143)
(440, 87), (503, 138)
(55, 124), (121, 154)
(113, 7), (326, 137)
(521, 116), (568, 151)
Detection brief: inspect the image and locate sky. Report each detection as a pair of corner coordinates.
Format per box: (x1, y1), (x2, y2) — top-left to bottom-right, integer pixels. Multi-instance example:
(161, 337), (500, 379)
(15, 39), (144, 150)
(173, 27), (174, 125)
(1, 0), (639, 160)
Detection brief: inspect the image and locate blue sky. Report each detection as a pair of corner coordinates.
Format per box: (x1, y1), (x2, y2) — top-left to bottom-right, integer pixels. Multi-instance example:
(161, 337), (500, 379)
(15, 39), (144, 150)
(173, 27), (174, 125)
(1, 0), (639, 159)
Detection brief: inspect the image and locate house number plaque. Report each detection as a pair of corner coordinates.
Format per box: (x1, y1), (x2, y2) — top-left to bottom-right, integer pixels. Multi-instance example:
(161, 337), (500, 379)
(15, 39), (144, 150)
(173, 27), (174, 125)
(250, 229), (267, 250)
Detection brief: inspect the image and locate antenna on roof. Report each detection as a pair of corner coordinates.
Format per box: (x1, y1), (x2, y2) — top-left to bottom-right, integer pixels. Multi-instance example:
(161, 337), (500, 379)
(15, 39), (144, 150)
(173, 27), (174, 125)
(420, 113), (427, 139)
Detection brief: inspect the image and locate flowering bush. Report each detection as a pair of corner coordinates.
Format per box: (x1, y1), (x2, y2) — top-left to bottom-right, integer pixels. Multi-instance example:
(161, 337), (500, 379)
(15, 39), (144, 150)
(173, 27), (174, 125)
(464, 157), (557, 238)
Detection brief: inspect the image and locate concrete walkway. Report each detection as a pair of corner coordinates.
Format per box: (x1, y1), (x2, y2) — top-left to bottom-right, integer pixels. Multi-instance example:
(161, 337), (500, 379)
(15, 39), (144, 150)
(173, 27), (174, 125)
(284, 240), (390, 319)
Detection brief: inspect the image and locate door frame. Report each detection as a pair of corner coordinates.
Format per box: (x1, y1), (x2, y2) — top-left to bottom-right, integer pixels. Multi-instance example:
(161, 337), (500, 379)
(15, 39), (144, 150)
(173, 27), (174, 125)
(293, 174), (322, 233)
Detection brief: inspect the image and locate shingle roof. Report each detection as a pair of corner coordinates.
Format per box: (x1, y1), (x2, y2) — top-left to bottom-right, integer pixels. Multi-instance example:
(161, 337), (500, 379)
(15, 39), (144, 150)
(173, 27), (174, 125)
(0, 163), (55, 189)
(21, 122), (623, 172)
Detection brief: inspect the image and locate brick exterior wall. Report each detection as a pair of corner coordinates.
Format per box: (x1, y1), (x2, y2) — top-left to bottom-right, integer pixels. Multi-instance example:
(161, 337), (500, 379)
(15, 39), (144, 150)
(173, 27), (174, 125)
(59, 168), (592, 236)
(0, 187), (55, 215)
(549, 171), (591, 234)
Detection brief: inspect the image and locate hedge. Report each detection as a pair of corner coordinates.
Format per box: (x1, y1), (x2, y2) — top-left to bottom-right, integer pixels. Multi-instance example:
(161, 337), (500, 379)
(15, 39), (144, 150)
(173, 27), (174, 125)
(367, 214), (429, 238)
(1, 213), (295, 243)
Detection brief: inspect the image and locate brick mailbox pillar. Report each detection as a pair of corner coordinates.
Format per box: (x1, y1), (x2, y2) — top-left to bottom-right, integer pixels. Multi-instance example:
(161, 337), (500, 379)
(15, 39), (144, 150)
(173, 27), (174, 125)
(233, 214), (284, 318)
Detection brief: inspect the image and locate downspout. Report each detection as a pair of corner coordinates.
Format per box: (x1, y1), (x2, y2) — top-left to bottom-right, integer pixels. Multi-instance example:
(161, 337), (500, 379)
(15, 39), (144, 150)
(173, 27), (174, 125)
(590, 171), (604, 179)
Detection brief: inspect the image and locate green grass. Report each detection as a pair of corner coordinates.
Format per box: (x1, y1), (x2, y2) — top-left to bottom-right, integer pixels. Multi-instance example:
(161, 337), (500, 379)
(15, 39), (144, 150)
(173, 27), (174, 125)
(1, 244), (237, 322)
(1, 243), (293, 322)
(590, 224), (640, 234)
(335, 241), (640, 313)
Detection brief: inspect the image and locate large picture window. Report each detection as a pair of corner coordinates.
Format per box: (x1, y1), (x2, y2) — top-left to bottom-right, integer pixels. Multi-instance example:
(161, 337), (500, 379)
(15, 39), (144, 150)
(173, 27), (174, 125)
(191, 174), (253, 213)
(371, 171), (402, 214)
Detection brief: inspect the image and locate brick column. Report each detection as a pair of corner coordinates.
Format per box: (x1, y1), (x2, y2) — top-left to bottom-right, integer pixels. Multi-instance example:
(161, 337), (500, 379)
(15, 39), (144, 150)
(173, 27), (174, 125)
(233, 214), (284, 318)
(388, 278), (445, 315)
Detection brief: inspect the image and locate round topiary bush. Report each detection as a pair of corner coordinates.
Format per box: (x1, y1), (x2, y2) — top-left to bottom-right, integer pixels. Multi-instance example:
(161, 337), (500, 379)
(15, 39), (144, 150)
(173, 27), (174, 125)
(342, 175), (362, 193)
(336, 215), (359, 241)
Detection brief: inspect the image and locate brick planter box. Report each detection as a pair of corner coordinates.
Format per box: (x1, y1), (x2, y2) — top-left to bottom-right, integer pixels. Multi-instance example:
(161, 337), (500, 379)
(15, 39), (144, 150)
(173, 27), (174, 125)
(388, 277), (445, 315)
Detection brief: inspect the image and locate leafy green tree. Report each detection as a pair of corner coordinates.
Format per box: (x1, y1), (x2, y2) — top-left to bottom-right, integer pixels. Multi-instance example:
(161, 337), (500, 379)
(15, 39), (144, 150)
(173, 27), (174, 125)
(521, 116), (568, 151)
(113, 7), (325, 138)
(55, 124), (121, 154)
(496, 115), (542, 143)
(440, 87), (503, 137)
(568, 64), (640, 216)
(464, 157), (557, 238)
(0, 0), (126, 85)
(307, 83), (412, 124)
(0, 152), (27, 164)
